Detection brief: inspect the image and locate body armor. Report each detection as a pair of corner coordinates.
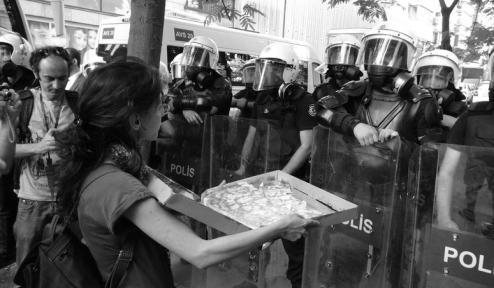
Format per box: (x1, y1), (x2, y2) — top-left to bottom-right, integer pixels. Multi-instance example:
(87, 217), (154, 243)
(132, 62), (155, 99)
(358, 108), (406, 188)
(166, 69), (232, 116)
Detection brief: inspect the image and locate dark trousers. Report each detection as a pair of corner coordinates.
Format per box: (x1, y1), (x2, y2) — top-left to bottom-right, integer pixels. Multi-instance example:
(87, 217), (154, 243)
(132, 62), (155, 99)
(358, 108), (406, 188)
(282, 237), (305, 288)
(0, 173), (17, 267)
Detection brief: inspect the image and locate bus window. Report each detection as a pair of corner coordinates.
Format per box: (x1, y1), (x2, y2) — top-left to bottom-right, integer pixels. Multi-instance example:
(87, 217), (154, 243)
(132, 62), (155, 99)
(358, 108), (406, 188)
(166, 45), (183, 67)
(297, 61), (309, 90)
(312, 62), (323, 87)
(461, 66), (484, 82)
(226, 52), (254, 87)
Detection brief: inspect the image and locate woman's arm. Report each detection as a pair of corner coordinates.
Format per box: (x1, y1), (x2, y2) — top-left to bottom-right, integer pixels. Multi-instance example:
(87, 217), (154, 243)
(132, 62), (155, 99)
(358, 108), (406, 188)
(124, 198), (315, 269)
(282, 129), (312, 174)
(436, 147), (462, 230)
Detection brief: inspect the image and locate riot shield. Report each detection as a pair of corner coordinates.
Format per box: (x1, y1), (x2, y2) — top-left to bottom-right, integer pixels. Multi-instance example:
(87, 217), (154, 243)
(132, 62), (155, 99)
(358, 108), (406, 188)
(200, 115), (282, 191)
(192, 114), (291, 288)
(402, 143), (494, 288)
(309, 125), (413, 288)
(155, 113), (209, 192)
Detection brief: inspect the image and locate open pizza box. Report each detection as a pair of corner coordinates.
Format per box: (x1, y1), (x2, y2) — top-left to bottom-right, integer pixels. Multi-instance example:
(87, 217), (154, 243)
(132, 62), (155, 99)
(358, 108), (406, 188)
(149, 169), (358, 235)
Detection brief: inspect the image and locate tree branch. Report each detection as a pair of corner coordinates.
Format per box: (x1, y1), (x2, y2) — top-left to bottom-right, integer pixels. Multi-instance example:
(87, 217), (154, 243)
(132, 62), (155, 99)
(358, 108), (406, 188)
(448, 0), (460, 13)
(439, 0), (447, 10)
(221, 0), (232, 21)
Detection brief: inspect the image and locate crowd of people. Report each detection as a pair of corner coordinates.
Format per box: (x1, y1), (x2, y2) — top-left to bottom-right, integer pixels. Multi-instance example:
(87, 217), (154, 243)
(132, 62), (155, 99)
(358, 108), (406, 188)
(0, 19), (492, 288)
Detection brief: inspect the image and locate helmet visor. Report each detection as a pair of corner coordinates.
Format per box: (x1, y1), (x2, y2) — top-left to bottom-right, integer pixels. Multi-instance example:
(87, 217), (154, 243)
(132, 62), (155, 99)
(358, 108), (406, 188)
(357, 35), (413, 70)
(253, 59), (285, 91)
(171, 63), (186, 80)
(417, 66), (453, 89)
(325, 44), (359, 65)
(242, 65), (256, 84)
(181, 46), (211, 68)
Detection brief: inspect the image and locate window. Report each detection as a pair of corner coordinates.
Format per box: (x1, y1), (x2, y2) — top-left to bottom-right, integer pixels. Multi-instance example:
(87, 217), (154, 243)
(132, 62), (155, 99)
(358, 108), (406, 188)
(433, 32), (439, 44)
(102, 0), (131, 14)
(225, 52), (253, 86)
(64, 0), (100, 10)
(28, 20), (52, 48)
(167, 45), (184, 67)
(408, 5), (417, 20)
(312, 62), (322, 87)
(297, 61), (309, 90)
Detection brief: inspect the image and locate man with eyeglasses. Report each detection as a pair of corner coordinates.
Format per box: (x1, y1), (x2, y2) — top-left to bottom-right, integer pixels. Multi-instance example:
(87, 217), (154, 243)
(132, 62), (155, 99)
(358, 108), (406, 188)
(13, 46), (78, 266)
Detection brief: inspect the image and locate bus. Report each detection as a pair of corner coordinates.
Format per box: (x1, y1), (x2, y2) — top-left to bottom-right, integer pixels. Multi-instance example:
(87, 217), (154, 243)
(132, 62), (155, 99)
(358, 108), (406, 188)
(96, 15), (323, 94)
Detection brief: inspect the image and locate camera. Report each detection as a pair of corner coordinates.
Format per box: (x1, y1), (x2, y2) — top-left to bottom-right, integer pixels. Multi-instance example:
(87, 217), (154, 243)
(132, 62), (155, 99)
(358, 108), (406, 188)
(0, 83), (12, 102)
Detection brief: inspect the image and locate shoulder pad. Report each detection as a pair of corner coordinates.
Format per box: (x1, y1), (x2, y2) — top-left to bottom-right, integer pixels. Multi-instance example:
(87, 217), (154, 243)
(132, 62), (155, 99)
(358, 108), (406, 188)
(18, 89), (34, 100)
(409, 85), (432, 102)
(468, 101), (494, 112)
(340, 80), (367, 98)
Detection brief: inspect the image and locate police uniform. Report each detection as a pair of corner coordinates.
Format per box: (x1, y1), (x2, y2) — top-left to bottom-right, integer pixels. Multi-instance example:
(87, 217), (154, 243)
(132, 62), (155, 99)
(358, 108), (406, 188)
(448, 101), (494, 228)
(163, 70), (232, 149)
(250, 85), (316, 288)
(252, 86), (317, 178)
(325, 80), (442, 144)
(233, 85), (256, 119)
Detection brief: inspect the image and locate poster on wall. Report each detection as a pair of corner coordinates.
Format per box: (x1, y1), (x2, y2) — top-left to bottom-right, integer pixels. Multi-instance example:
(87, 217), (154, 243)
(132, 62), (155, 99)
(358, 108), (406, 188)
(28, 20), (102, 67)
(66, 26), (103, 66)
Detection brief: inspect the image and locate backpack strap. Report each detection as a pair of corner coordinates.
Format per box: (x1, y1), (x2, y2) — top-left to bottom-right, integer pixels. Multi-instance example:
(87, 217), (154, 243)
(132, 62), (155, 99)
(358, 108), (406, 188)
(17, 89), (35, 144)
(105, 234), (135, 288)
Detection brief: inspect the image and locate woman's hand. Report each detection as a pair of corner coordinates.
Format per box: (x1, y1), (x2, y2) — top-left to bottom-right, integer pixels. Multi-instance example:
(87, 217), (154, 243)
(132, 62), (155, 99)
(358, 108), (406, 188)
(278, 214), (319, 241)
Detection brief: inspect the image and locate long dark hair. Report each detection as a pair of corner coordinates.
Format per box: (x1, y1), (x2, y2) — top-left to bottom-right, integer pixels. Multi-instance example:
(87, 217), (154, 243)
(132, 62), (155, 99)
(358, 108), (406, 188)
(55, 61), (162, 217)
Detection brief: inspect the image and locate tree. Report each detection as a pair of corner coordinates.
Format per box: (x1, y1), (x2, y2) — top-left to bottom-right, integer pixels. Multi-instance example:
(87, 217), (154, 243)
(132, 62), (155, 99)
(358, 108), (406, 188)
(438, 0), (460, 51)
(322, 0), (387, 22)
(202, 0), (264, 31)
(128, 0), (165, 67)
(462, 0), (494, 61)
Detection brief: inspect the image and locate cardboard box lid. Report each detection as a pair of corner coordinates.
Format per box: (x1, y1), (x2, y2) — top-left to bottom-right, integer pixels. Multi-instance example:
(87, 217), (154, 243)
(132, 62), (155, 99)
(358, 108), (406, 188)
(150, 169), (357, 235)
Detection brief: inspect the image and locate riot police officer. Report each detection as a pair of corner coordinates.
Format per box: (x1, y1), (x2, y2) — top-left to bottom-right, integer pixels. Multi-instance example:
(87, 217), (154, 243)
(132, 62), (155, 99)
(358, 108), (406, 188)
(316, 22), (442, 146)
(169, 53), (185, 85)
(0, 31), (35, 90)
(236, 42), (317, 288)
(231, 58), (257, 119)
(437, 47), (494, 237)
(159, 36), (232, 144)
(413, 49), (467, 142)
(313, 34), (363, 100)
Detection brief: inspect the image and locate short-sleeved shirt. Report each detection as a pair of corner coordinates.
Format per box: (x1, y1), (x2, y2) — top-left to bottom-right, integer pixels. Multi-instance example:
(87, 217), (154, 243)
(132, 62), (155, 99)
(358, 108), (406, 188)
(252, 89), (317, 164)
(18, 88), (75, 201)
(78, 165), (174, 288)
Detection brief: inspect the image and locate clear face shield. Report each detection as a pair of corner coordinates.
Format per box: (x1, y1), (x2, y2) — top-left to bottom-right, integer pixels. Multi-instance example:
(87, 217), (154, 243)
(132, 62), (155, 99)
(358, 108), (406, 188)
(325, 44), (359, 65)
(417, 66), (454, 90)
(357, 35), (414, 71)
(180, 45), (212, 69)
(253, 59), (286, 91)
(241, 65), (255, 84)
(171, 62), (186, 80)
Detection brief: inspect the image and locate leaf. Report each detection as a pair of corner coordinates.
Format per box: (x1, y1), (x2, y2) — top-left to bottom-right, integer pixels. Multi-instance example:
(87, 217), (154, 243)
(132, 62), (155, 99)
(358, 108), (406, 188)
(243, 4), (265, 17)
(323, 0), (352, 8)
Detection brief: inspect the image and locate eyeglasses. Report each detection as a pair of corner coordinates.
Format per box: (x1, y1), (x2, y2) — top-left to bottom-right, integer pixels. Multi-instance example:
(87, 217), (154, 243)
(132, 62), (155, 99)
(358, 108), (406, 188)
(36, 47), (69, 60)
